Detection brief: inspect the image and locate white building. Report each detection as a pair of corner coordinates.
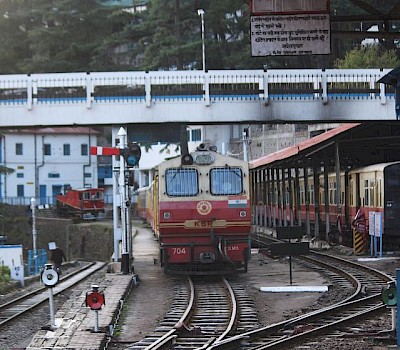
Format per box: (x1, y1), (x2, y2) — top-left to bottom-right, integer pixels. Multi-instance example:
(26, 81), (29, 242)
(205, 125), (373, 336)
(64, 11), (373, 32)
(0, 127), (100, 205)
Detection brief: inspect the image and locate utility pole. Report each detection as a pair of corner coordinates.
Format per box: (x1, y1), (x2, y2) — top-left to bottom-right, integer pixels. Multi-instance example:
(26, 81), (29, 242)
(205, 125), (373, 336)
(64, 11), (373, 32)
(242, 130), (248, 162)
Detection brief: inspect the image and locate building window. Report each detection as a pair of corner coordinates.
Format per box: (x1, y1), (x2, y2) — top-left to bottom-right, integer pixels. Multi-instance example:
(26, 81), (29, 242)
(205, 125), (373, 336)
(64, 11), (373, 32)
(15, 143), (23, 155)
(44, 144), (51, 156)
(295, 124), (308, 132)
(84, 173), (92, 178)
(17, 184), (24, 197)
(48, 173), (60, 178)
(16, 173), (24, 178)
(63, 144), (70, 156)
(81, 144), (88, 156)
(191, 129), (201, 141)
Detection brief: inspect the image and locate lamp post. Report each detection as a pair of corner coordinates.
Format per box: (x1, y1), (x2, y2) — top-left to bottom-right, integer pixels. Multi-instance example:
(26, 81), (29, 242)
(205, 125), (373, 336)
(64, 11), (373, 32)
(30, 198), (37, 255)
(30, 197), (38, 273)
(197, 9), (206, 72)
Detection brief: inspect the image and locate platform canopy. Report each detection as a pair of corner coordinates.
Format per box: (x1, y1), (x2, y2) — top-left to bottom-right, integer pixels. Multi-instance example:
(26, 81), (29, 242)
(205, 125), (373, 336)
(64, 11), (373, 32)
(250, 122), (400, 171)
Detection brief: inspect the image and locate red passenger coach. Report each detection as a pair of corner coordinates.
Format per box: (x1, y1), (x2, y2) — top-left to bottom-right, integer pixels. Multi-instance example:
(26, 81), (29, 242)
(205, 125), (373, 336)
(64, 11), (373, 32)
(137, 144), (251, 275)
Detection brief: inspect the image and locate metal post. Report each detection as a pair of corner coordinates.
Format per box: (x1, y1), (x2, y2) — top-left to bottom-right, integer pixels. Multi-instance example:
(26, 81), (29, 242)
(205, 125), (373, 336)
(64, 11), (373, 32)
(112, 128), (120, 262)
(30, 197), (37, 273)
(335, 141), (342, 243)
(242, 131), (248, 162)
(117, 127), (129, 274)
(397, 268), (400, 346)
(48, 287), (56, 330)
(197, 9), (206, 72)
(94, 310), (99, 332)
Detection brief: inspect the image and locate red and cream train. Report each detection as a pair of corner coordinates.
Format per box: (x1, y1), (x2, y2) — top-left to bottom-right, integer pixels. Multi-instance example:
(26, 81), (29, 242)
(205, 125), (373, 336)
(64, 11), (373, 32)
(251, 161), (400, 247)
(136, 144), (251, 275)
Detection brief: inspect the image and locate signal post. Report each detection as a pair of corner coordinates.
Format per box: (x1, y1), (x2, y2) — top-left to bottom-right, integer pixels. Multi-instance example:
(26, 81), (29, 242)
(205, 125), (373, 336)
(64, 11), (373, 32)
(118, 128), (130, 274)
(90, 127), (141, 274)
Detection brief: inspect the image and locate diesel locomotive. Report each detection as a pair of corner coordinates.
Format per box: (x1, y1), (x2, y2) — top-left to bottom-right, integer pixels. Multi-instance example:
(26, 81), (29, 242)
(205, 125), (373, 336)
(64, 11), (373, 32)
(137, 144), (251, 275)
(56, 188), (105, 220)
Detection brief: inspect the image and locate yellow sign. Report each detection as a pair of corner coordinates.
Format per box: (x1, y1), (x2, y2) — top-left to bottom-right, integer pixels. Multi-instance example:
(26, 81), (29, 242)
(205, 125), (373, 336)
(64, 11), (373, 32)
(184, 220), (227, 229)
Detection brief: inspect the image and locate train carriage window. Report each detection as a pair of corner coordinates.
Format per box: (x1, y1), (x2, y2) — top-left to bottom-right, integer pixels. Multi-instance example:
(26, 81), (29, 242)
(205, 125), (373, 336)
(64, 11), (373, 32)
(329, 182), (336, 205)
(91, 191), (104, 200)
(320, 190), (324, 205)
(349, 178), (354, 206)
(300, 185), (305, 205)
(309, 184), (314, 205)
(378, 178), (382, 208)
(210, 167), (243, 195)
(166, 168), (198, 196)
(364, 179), (375, 207)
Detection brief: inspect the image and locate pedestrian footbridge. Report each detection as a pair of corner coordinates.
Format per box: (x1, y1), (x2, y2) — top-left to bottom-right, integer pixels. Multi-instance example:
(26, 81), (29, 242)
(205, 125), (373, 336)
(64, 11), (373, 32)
(0, 68), (396, 127)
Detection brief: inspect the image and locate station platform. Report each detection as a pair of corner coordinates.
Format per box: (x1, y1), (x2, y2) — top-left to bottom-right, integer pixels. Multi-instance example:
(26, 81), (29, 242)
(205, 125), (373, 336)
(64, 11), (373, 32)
(27, 267), (133, 350)
(26, 222), (160, 350)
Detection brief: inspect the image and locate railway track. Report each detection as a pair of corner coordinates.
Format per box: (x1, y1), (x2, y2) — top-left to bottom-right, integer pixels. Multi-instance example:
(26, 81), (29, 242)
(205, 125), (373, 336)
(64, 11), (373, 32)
(0, 261), (106, 328)
(127, 276), (260, 350)
(205, 248), (394, 350)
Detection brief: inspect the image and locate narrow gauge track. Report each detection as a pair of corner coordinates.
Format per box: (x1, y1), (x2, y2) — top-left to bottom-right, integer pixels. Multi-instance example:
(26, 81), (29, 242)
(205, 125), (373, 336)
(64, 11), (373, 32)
(0, 261), (106, 327)
(128, 276), (247, 350)
(205, 237), (394, 350)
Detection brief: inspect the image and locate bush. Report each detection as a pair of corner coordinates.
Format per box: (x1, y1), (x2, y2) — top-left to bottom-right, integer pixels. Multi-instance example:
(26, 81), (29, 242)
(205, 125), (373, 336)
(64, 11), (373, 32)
(0, 265), (11, 293)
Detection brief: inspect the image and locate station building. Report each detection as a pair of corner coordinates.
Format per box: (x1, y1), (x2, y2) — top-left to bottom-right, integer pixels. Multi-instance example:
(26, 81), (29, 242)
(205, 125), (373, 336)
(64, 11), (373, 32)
(0, 127), (100, 205)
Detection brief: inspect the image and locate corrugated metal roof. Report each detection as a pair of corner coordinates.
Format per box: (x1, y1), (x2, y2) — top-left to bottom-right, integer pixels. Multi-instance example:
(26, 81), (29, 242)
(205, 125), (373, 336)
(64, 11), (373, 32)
(250, 123), (360, 169)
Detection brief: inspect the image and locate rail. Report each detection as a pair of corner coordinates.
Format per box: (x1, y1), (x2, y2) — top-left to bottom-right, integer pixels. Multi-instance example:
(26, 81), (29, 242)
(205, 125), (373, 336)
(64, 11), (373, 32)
(0, 261), (106, 327)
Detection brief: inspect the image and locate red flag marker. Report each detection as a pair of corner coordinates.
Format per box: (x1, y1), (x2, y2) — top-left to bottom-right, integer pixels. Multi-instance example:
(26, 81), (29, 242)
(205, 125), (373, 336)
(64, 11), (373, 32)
(90, 146), (120, 156)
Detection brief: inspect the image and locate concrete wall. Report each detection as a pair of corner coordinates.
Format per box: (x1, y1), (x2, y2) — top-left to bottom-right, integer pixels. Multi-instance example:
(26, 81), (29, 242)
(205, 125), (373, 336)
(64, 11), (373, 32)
(35, 219), (114, 262)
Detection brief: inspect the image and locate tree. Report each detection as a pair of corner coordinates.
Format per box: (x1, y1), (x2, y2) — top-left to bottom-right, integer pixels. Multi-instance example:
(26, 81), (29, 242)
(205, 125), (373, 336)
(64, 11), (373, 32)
(335, 45), (400, 68)
(0, 0), (115, 73)
(0, 0), (396, 73)
(0, 166), (14, 176)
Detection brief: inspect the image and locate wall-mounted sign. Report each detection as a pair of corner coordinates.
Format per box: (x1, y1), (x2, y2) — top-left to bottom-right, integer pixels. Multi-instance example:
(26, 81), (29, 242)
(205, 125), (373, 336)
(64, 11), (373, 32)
(251, 0), (329, 15)
(250, 0), (330, 56)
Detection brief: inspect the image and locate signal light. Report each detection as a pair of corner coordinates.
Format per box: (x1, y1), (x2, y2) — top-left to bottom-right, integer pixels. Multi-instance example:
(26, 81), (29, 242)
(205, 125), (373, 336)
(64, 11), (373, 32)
(382, 282), (397, 306)
(121, 142), (141, 167)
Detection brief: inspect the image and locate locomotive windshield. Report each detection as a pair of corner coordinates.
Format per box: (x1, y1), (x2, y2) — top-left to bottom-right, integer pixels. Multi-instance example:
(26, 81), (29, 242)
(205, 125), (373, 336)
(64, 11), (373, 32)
(83, 191), (104, 200)
(210, 167), (243, 195)
(166, 168), (198, 196)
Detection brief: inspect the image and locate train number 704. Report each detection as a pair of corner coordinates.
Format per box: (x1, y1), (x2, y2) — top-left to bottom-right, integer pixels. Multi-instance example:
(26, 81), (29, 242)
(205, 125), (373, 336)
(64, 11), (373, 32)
(172, 247), (187, 255)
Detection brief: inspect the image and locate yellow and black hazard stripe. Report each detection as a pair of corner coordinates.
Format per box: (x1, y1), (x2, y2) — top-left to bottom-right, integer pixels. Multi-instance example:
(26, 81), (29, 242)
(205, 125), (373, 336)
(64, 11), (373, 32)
(353, 229), (366, 254)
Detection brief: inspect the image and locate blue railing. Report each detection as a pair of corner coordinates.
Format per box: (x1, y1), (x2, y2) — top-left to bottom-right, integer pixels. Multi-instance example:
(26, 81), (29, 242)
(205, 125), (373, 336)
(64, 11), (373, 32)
(27, 249), (47, 276)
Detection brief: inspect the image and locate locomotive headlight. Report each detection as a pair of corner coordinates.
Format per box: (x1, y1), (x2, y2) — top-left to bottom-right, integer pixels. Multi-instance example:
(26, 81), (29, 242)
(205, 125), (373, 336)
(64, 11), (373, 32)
(239, 211), (246, 218)
(164, 212), (171, 219)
